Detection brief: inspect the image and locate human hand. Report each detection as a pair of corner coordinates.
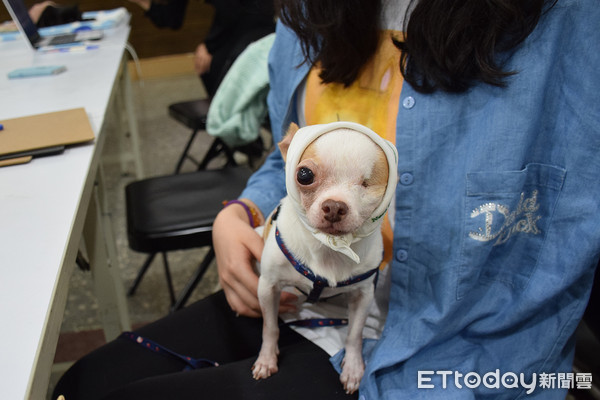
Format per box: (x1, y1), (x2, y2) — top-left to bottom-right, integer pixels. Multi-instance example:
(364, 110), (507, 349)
(28, 1), (55, 24)
(212, 200), (297, 317)
(194, 43), (213, 75)
(127, 0), (151, 11)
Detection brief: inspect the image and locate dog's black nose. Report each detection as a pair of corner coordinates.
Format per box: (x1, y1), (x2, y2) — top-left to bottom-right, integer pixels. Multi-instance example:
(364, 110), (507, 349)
(322, 200), (348, 223)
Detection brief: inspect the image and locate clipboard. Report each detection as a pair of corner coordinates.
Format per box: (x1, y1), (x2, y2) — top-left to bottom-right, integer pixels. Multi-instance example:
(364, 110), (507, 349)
(0, 108), (95, 166)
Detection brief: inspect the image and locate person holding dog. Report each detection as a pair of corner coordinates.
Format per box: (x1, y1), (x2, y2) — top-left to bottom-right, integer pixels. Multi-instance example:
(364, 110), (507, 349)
(54, 0), (600, 399)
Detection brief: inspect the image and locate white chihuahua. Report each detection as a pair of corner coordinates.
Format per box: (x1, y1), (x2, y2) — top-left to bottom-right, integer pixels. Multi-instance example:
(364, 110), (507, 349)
(252, 121), (398, 394)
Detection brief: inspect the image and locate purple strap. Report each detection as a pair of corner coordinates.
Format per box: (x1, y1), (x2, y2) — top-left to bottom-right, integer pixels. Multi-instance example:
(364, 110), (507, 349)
(223, 200), (255, 228)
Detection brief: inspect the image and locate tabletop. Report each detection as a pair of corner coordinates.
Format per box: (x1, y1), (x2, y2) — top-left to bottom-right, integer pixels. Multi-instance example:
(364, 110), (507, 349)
(0, 21), (132, 400)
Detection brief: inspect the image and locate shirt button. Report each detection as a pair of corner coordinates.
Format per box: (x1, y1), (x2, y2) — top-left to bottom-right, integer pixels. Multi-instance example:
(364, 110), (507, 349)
(400, 172), (414, 185)
(396, 249), (408, 262)
(402, 96), (415, 109)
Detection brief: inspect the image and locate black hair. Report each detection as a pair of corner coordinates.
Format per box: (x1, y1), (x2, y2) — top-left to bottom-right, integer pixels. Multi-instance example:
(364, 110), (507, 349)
(276, 0), (554, 93)
(276, 0), (381, 87)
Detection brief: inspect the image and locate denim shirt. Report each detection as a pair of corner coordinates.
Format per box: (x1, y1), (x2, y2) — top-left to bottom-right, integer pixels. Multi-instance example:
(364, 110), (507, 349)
(241, 0), (600, 398)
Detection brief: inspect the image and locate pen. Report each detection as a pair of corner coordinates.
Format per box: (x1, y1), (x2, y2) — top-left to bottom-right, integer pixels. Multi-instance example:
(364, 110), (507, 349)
(40, 44), (100, 54)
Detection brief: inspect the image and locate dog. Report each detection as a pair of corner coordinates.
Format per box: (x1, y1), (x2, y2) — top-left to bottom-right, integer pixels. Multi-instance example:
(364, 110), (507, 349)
(252, 121), (398, 394)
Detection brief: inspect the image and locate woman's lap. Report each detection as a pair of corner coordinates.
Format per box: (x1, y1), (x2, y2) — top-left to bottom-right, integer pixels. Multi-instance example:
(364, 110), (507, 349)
(53, 291), (356, 400)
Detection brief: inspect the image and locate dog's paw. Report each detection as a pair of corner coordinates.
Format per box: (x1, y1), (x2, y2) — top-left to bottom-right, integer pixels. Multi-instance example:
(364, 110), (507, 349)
(252, 353), (279, 380)
(340, 356), (365, 394)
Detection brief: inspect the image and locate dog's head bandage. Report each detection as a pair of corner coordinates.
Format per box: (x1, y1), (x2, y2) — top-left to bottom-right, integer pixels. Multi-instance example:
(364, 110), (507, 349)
(284, 121), (399, 263)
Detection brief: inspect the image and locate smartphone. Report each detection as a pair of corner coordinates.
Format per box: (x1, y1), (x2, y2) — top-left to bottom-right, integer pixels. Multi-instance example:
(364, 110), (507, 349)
(7, 65), (67, 79)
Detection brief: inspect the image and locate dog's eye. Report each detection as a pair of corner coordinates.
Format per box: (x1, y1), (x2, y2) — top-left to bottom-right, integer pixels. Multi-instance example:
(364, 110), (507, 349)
(297, 167), (314, 185)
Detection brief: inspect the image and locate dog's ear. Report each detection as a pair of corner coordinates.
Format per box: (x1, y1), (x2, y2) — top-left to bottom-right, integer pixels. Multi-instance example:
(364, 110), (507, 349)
(278, 123), (299, 162)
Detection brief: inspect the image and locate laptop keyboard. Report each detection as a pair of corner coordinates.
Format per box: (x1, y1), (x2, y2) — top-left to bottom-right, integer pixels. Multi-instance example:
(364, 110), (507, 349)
(47, 34), (77, 46)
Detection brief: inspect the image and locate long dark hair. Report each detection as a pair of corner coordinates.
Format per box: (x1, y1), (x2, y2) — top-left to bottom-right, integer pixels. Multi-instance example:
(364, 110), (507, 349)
(276, 0), (381, 87)
(276, 0), (553, 93)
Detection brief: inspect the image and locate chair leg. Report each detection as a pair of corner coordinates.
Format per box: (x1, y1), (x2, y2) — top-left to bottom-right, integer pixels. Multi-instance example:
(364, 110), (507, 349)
(170, 247), (216, 313)
(223, 144), (237, 167)
(197, 138), (238, 170)
(161, 252), (176, 306)
(175, 128), (201, 173)
(128, 253), (157, 296)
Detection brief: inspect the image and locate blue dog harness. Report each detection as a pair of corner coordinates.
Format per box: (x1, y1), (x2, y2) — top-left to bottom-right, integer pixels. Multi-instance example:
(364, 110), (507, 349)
(274, 227), (379, 303)
(268, 204), (379, 303)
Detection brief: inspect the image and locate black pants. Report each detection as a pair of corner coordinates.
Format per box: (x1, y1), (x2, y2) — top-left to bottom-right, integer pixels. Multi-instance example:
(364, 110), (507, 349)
(53, 291), (357, 400)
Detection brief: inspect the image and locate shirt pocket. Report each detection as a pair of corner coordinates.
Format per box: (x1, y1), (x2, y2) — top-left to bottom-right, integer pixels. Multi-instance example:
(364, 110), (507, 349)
(456, 163), (566, 300)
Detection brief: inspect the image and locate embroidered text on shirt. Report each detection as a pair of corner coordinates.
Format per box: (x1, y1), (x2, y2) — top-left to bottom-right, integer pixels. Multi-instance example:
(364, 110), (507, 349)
(469, 190), (541, 245)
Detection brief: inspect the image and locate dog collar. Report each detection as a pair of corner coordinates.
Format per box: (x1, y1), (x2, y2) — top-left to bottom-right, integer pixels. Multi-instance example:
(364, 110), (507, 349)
(275, 226), (379, 303)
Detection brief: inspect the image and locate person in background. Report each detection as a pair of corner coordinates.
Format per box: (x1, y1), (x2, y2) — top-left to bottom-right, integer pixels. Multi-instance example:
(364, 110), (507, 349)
(28, 0), (55, 23)
(1, 1), (79, 28)
(128, 0), (275, 96)
(53, 0), (600, 398)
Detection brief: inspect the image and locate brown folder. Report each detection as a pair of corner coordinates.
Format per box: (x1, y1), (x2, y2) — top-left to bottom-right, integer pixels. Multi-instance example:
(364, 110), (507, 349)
(0, 108), (95, 166)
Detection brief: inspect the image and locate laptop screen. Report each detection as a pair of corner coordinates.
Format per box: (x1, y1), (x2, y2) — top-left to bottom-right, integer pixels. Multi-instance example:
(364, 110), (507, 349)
(2, 0), (42, 46)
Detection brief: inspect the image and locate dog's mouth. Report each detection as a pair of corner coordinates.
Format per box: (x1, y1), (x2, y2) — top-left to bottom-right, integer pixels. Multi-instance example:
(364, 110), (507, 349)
(317, 223), (353, 236)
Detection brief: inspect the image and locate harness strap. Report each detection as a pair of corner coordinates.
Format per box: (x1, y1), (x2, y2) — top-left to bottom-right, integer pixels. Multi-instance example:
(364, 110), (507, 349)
(120, 332), (219, 370)
(275, 226), (379, 303)
(120, 321), (348, 371)
(283, 318), (348, 328)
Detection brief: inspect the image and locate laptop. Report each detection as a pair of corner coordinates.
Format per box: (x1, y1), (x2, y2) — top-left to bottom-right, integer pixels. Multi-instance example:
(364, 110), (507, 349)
(2, 0), (103, 49)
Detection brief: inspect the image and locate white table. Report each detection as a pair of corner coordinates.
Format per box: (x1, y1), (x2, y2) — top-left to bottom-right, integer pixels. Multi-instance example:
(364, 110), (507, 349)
(0, 22), (135, 400)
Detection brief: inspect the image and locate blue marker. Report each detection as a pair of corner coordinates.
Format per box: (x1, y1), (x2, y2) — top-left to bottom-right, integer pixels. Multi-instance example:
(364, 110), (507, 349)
(0, 124), (4, 131)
